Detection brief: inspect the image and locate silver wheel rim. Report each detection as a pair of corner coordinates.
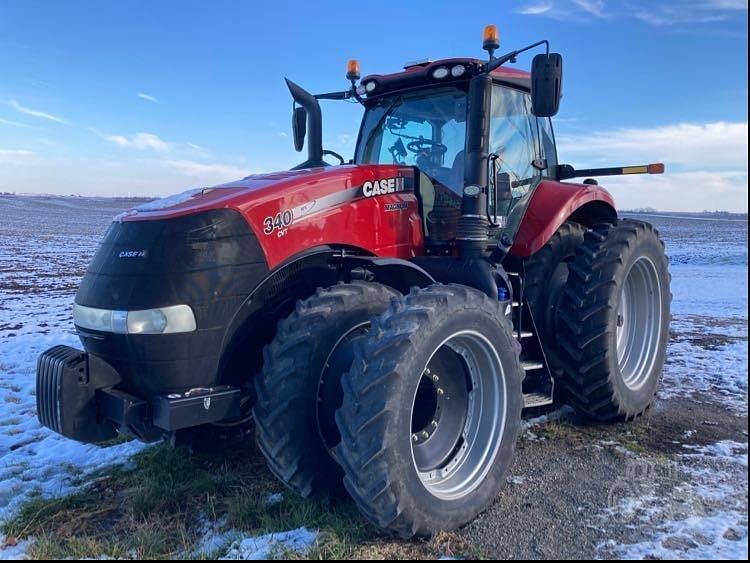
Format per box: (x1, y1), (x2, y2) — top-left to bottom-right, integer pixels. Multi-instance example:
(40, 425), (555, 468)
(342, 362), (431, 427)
(410, 330), (507, 501)
(616, 256), (663, 390)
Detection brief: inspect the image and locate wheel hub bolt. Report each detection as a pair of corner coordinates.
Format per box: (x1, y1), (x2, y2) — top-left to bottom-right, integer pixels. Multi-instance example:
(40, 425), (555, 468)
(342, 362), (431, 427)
(432, 374), (439, 382)
(421, 431), (430, 439)
(437, 388), (444, 396)
(431, 420), (438, 428)
(617, 314), (624, 327)
(412, 434), (418, 442)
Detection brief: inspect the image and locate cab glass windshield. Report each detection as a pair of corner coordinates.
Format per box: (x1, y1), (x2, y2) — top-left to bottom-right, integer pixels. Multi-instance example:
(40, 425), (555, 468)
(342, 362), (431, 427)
(355, 87), (468, 195)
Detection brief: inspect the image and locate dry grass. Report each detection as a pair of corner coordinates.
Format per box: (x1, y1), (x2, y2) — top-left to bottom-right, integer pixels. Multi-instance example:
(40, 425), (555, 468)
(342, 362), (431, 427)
(1, 436), (479, 559)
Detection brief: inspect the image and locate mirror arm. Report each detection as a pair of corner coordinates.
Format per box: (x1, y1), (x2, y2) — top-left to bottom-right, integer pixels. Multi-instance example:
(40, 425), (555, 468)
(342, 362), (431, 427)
(483, 40), (549, 73)
(315, 90), (352, 101)
(315, 85), (365, 104)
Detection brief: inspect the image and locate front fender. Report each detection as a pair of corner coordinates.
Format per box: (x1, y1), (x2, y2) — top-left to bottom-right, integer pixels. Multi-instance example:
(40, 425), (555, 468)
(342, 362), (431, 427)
(510, 179), (617, 257)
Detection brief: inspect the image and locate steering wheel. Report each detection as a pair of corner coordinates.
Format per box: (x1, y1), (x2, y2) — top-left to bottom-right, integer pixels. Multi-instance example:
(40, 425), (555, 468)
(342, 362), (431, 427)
(407, 138), (448, 156)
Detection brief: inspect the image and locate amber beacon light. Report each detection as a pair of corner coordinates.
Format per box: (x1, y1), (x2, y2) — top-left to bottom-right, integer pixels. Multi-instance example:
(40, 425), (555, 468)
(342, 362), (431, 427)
(483, 24), (500, 58)
(346, 59), (361, 82)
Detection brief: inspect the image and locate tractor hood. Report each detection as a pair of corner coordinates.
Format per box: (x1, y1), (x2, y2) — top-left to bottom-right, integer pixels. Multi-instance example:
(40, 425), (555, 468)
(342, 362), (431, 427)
(117, 163), (421, 268)
(118, 164), (412, 223)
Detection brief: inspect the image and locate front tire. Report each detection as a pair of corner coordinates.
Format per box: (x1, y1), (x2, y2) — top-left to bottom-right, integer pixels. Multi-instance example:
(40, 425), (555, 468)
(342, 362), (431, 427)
(335, 284), (523, 538)
(556, 220), (671, 421)
(254, 281), (398, 498)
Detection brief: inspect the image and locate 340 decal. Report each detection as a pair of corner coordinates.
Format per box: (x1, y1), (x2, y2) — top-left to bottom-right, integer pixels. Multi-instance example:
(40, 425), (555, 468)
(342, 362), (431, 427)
(263, 210), (293, 237)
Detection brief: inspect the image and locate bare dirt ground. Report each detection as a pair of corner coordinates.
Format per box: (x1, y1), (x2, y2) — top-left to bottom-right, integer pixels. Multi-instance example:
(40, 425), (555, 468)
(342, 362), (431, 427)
(0, 196), (747, 559)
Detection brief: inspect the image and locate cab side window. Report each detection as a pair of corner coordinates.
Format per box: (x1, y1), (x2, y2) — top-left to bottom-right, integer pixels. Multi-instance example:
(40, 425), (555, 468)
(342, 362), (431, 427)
(538, 117), (557, 172)
(489, 85), (540, 197)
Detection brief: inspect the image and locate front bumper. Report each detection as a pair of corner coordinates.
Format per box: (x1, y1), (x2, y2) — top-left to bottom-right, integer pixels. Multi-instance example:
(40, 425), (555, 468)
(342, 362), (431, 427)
(37, 345), (243, 443)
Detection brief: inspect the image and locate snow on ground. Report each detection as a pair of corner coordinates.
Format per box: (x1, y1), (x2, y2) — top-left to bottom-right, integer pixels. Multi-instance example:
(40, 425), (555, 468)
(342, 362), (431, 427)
(0, 201), (746, 559)
(654, 213), (748, 414)
(662, 318), (748, 414)
(191, 517), (317, 560)
(598, 214), (748, 560)
(0, 534), (33, 560)
(598, 440), (748, 559)
(0, 333), (146, 517)
(220, 528), (318, 559)
(0, 197), (148, 521)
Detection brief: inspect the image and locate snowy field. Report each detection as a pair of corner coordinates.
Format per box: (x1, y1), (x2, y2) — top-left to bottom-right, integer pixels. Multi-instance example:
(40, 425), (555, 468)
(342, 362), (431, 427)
(0, 196), (747, 559)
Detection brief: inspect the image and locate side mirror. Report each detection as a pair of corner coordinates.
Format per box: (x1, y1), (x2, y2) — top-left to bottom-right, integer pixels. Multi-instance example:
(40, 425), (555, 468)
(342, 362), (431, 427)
(292, 106), (307, 152)
(531, 53), (563, 117)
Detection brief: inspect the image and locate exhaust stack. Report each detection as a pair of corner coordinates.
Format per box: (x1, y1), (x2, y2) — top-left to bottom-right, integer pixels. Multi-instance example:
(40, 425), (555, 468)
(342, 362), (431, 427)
(285, 78), (325, 169)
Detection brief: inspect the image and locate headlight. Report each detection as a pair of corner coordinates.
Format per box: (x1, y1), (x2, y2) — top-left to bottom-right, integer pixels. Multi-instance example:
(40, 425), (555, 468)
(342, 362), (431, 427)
(73, 303), (196, 334)
(364, 81), (377, 93)
(432, 67), (449, 79)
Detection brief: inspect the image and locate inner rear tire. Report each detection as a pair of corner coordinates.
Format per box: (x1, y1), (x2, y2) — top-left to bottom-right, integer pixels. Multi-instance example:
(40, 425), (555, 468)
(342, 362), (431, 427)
(335, 284), (523, 538)
(253, 281), (398, 498)
(523, 221), (587, 370)
(556, 220), (671, 421)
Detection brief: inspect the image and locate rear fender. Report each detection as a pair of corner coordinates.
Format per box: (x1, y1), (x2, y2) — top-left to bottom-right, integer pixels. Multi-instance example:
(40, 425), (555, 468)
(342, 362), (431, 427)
(510, 179), (617, 257)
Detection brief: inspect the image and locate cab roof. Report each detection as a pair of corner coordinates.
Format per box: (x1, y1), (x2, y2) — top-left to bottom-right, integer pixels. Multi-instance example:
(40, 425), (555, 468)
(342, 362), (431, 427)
(360, 57), (531, 98)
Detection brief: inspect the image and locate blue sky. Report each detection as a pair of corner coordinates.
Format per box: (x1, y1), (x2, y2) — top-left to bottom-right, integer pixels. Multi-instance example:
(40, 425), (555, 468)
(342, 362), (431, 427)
(1, 0), (747, 211)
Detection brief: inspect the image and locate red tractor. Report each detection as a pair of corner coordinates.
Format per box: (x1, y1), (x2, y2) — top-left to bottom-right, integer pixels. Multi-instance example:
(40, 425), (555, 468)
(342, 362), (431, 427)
(37, 26), (671, 537)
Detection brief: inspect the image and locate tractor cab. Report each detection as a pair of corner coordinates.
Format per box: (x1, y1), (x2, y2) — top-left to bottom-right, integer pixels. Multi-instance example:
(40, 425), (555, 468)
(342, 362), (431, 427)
(352, 60), (558, 251)
(287, 26), (564, 257)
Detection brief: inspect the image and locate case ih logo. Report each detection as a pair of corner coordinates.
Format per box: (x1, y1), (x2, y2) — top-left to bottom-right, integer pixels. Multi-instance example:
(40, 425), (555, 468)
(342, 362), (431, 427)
(118, 249), (148, 259)
(362, 177), (405, 198)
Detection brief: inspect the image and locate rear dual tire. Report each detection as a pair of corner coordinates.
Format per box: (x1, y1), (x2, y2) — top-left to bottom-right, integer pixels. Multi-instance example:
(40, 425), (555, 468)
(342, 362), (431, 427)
(556, 220), (671, 420)
(524, 221), (587, 371)
(335, 284), (523, 538)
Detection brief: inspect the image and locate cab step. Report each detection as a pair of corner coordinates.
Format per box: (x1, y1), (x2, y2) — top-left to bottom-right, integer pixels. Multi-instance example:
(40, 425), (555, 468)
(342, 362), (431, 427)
(521, 361), (545, 372)
(523, 392), (554, 409)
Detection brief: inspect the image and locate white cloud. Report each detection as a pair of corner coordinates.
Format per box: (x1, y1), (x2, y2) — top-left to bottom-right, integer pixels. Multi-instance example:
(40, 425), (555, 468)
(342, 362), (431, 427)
(634, 1), (747, 27)
(557, 121), (748, 212)
(517, 2), (554, 15)
(8, 100), (67, 123)
(160, 159), (249, 181)
(0, 155), (258, 197)
(517, 0), (746, 24)
(557, 121), (748, 170)
(597, 170), (747, 212)
(137, 92), (159, 103)
(704, 0), (747, 10)
(0, 148), (34, 158)
(336, 133), (353, 146)
(516, 0), (609, 19)
(0, 117), (32, 128)
(572, 0), (608, 17)
(96, 131), (170, 152)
